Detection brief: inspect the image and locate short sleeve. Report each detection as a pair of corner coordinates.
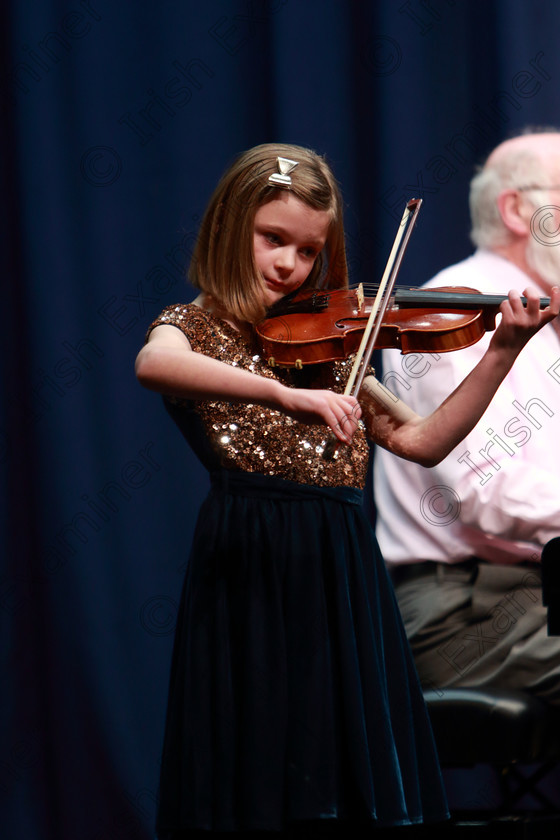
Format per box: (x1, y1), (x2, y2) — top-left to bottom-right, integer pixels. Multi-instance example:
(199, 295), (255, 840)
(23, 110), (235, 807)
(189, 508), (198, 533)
(145, 303), (206, 344)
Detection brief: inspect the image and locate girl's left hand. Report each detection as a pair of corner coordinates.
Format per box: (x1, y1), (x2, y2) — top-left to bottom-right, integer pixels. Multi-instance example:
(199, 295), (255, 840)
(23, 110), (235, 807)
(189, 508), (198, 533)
(491, 286), (560, 352)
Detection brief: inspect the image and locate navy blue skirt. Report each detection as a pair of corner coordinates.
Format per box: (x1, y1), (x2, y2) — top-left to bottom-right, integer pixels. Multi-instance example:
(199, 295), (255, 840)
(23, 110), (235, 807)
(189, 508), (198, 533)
(156, 472), (448, 837)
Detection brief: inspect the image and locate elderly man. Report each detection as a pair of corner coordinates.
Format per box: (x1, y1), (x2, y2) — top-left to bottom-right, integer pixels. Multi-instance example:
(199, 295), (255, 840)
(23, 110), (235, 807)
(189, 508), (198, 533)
(374, 131), (560, 704)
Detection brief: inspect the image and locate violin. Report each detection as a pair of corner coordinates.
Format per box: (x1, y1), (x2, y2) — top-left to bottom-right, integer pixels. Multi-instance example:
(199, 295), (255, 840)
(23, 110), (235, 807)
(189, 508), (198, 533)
(254, 196), (548, 461)
(255, 284), (552, 369)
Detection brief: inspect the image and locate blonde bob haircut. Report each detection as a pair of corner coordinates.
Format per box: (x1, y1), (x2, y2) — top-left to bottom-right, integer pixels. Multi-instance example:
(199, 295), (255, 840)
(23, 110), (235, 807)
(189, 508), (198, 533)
(189, 143), (348, 324)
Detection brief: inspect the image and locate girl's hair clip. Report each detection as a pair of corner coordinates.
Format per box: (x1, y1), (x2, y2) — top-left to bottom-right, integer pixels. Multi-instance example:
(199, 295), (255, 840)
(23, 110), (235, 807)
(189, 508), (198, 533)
(268, 157), (299, 187)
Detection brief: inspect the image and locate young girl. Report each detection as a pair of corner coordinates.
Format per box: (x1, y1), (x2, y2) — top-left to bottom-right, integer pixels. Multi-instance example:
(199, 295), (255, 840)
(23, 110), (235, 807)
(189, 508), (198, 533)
(136, 143), (560, 839)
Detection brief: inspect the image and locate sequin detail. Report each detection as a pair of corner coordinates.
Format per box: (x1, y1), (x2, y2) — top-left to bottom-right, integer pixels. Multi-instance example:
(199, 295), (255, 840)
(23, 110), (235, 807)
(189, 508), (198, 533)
(147, 304), (370, 489)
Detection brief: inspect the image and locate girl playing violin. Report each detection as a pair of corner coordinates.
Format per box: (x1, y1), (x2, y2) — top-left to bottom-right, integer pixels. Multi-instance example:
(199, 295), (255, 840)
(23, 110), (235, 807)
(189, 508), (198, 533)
(136, 143), (560, 839)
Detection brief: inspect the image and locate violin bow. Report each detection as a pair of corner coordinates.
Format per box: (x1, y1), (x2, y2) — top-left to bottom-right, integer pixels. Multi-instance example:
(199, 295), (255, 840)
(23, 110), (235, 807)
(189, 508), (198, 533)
(323, 198), (422, 460)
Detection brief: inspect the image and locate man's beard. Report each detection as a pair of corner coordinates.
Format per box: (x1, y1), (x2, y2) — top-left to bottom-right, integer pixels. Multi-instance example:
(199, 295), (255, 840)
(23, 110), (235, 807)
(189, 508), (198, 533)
(525, 202), (560, 293)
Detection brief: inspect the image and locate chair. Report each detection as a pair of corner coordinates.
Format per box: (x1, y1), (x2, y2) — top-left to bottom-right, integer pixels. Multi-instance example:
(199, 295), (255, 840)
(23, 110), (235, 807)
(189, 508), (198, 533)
(423, 687), (560, 835)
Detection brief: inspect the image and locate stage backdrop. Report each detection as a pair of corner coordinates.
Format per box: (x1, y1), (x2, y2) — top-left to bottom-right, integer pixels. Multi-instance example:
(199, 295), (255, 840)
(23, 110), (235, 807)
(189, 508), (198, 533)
(2, 1), (560, 837)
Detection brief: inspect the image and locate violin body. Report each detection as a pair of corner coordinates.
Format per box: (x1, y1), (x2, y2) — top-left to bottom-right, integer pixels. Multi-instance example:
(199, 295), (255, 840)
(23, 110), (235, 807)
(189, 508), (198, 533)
(255, 286), (502, 369)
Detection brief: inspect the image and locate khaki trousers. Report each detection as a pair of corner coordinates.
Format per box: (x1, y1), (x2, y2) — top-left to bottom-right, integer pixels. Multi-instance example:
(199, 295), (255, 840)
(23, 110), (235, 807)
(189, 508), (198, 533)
(392, 561), (560, 705)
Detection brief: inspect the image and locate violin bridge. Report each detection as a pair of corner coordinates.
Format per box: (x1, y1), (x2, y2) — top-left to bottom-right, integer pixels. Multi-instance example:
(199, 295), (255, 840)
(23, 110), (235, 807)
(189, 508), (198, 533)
(356, 283), (364, 311)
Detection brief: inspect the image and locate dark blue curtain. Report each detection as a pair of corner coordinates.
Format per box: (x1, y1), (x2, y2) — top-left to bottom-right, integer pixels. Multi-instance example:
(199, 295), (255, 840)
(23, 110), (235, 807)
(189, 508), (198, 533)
(2, 1), (560, 837)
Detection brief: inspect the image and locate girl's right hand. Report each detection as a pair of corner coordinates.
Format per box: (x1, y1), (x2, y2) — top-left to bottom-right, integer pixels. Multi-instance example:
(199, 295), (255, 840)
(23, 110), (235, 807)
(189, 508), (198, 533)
(279, 387), (362, 444)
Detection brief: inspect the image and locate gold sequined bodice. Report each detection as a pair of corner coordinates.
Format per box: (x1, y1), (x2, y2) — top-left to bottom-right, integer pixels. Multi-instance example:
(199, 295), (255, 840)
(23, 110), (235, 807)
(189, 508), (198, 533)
(148, 304), (370, 489)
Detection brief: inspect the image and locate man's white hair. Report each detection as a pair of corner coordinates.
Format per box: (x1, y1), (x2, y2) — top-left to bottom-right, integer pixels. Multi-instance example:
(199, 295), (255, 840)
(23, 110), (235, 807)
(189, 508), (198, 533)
(469, 149), (549, 249)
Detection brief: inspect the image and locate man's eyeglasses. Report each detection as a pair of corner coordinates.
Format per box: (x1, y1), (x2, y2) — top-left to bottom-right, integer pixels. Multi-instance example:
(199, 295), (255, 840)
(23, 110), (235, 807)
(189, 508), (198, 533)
(516, 185), (560, 191)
